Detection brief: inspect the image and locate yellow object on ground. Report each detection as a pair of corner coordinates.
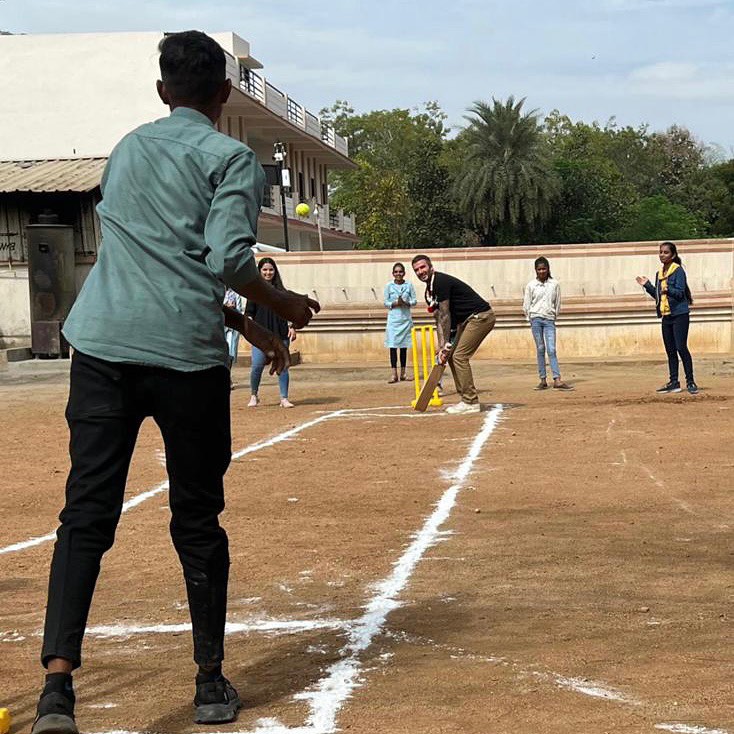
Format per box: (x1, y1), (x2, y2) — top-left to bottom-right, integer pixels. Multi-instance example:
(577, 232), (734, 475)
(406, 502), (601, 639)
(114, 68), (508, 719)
(410, 325), (442, 408)
(0, 708), (11, 734)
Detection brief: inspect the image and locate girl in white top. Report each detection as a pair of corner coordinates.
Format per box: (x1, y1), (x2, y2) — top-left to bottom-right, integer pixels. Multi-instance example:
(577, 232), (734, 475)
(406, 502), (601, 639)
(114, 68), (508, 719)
(523, 256), (572, 390)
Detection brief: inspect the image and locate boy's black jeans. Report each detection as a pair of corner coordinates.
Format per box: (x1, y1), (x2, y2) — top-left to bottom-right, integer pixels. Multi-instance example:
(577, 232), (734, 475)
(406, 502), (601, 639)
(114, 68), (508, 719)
(661, 313), (694, 384)
(41, 351), (232, 670)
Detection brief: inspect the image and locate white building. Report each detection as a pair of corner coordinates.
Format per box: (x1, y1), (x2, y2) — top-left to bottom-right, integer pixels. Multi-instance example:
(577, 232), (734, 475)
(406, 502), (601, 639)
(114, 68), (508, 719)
(0, 30), (358, 259)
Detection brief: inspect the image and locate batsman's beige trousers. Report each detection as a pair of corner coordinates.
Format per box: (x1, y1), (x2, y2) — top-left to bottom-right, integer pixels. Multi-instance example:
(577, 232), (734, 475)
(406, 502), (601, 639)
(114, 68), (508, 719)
(448, 310), (496, 404)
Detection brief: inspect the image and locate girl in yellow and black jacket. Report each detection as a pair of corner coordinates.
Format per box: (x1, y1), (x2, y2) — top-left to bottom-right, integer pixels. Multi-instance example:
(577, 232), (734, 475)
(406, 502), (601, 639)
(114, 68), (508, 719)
(636, 241), (697, 394)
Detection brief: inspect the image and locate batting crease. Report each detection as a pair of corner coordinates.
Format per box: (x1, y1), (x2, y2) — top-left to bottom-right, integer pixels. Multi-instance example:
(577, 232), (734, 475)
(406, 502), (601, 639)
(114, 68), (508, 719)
(205, 404), (506, 734)
(85, 405), (505, 734)
(0, 410), (350, 557)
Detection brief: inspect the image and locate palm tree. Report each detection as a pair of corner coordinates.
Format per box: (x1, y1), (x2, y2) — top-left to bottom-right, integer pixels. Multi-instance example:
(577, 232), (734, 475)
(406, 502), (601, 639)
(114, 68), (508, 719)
(453, 97), (558, 244)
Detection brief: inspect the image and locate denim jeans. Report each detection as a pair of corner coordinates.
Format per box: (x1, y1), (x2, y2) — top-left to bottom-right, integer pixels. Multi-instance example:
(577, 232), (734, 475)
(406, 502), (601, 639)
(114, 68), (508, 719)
(42, 351), (231, 669)
(530, 317), (560, 380)
(661, 313), (694, 383)
(250, 339), (290, 398)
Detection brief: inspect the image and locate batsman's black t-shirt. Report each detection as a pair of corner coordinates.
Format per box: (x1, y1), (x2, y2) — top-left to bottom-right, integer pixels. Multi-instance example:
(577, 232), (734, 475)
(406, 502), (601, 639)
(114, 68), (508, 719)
(430, 272), (491, 332)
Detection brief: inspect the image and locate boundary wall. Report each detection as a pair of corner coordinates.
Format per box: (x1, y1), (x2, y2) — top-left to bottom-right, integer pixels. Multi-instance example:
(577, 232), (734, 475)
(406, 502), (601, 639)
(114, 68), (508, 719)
(274, 239), (734, 363)
(1, 239), (732, 360)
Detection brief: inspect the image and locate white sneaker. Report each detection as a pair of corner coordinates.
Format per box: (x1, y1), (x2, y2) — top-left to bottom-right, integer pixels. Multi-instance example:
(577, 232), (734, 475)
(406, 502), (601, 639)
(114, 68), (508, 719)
(247, 395), (259, 407)
(445, 401), (480, 414)
(280, 398), (294, 408)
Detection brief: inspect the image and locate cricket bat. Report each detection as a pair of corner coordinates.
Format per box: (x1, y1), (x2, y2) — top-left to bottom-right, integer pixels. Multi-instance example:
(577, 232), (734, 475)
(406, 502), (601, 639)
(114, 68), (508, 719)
(413, 363), (446, 412)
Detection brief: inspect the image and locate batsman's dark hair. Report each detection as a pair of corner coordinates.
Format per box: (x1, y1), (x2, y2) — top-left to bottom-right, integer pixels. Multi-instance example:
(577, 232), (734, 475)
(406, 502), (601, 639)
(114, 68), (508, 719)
(534, 256), (552, 278)
(661, 242), (693, 304)
(258, 257), (286, 291)
(411, 254), (432, 267)
(158, 31), (226, 105)
(392, 262), (406, 273)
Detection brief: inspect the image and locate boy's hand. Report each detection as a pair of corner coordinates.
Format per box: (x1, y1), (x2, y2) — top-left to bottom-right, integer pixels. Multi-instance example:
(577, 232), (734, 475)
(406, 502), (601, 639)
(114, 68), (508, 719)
(274, 290), (321, 330)
(242, 318), (290, 375)
(235, 277), (320, 330)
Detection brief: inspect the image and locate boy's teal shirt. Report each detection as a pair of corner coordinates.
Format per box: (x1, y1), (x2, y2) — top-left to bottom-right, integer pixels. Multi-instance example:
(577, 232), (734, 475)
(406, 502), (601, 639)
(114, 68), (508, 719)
(63, 107), (265, 371)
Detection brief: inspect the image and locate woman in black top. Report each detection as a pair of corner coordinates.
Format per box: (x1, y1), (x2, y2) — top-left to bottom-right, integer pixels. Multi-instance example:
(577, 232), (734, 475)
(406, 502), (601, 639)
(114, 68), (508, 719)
(245, 258), (297, 407)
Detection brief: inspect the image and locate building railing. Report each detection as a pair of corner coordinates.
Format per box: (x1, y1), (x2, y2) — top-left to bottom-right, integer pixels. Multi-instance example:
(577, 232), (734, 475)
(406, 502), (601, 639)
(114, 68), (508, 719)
(305, 112), (321, 139)
(239, 66), (264, 102)
(262, 188), (356, 235)
(287, 98), (304, 128)
(264, 81), (287, 118)
(233, 61), (349, 157)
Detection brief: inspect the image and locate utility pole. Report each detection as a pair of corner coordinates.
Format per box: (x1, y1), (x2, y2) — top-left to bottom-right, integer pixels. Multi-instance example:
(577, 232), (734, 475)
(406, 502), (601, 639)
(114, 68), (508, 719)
(272, 140), (290, 251)
(313, 199), (324, 251)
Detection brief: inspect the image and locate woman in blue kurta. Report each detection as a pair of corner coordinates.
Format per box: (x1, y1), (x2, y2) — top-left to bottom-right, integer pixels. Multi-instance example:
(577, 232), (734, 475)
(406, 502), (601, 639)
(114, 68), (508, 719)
(384, 262), (417, 383)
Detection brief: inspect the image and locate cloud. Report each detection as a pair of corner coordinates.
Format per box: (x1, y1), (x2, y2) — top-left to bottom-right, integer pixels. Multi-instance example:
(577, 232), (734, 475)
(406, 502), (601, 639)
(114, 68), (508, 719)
(3, 0), (734, 150)
(602, 0), (728, 10)
(627, 61), (734, 100)
(629, 62), (699, 83)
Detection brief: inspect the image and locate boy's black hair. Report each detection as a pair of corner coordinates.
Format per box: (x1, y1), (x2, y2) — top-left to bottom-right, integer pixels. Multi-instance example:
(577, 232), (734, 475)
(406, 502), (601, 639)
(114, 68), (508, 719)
(158, 31), (226, 105)
(661, 242), (693, 304)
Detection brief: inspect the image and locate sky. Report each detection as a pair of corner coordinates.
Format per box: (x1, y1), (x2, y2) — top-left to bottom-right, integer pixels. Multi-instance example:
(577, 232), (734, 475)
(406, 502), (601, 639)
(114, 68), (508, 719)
(3, 0), (734, 154)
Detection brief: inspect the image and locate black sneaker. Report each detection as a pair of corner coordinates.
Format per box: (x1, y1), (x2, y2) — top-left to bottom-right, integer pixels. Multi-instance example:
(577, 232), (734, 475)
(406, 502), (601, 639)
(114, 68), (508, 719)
(656, 381), (681, 393)
(32, 692), (78, 734)
(194, 676), (242, 724)
(687, 382), (699, 395)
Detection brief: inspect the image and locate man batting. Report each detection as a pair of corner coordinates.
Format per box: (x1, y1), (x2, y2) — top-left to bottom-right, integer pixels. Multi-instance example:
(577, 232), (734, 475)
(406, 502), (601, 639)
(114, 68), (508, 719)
(412, 254), (495, 414)
(31, 31), (319, 734)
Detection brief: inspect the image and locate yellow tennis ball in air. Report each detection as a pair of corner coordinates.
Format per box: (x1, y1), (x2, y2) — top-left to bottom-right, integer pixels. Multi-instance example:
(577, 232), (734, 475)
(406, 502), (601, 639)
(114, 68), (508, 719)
(295, 203), (310, 218)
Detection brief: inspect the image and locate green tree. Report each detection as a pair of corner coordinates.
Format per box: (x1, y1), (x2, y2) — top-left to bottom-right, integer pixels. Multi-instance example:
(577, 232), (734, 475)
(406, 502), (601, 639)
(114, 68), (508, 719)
(649, 125), (706, 191)
(545, 157), (637, 243)
(613, 195), (705, 242)
(542, 113), (639, 242)
(404, 138), (464, 247)
(544, 112), (662, 197)
(453, 97), (558, 245)
(708, 159), (734, 236)
(321, 101), (462, 248)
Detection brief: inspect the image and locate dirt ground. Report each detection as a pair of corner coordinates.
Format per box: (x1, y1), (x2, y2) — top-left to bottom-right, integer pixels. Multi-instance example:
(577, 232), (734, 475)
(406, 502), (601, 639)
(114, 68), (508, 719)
(1, 357), (732, 734)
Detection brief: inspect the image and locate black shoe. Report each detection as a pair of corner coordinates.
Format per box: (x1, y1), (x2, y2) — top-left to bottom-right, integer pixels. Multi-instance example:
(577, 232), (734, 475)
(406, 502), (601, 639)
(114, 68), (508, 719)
(32, 692), (78, 734)
(656, 381), (681, 393)
(687, 382), (699, 395)
(194, 676), (242, 724)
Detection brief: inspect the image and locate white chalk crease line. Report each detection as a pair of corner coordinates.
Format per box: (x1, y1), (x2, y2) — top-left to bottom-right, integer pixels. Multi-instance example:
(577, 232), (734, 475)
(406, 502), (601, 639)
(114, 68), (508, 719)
(85, 619), (346, 638)
(0, 410), (350, 556)
(656, 726), (729, 734)
(212, 404), (506, 734)
(87, 406), (504, 734)
(0, 481), (169, 556)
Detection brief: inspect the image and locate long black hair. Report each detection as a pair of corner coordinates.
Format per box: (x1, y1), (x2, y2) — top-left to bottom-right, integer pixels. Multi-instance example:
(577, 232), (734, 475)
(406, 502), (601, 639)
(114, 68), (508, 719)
(661, 242), (693, 304)
(534, 256), (552, 278)
(258, 257), (286, 291)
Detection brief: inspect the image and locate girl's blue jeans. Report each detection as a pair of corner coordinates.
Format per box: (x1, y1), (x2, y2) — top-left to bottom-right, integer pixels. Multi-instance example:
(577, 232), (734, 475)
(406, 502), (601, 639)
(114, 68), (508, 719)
(250, 339), (290, 398)
(530, 318), (560, 380)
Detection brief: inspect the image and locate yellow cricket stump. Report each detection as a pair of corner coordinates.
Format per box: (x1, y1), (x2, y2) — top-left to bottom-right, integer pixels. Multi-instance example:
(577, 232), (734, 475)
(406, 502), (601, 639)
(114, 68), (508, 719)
(0, 708), (11, 734)
(410, 325), (442, 408)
